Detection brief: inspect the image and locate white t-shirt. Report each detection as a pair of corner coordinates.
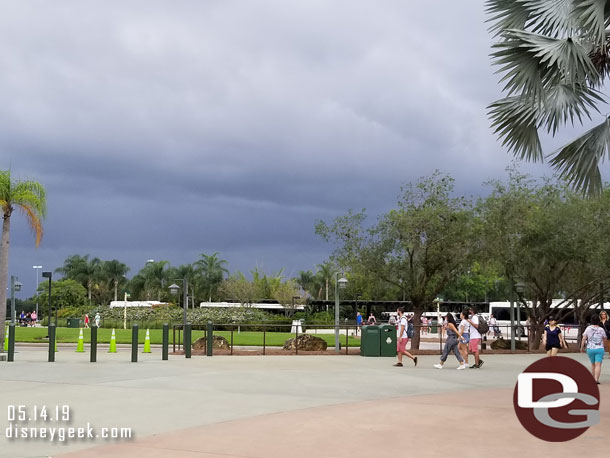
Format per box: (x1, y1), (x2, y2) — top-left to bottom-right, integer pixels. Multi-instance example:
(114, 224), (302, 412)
(469, 315), (481, 339)
(397, 316), (409, 339)
(458, 320), (470, 335)
(584, 325), (607, 349)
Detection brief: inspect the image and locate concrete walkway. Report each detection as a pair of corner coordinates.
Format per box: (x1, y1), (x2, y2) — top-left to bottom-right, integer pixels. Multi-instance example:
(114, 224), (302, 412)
(0, 350), (608, 458)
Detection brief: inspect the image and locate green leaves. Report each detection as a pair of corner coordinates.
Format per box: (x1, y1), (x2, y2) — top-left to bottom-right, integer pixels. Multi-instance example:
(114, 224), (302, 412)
(549, 116), (610, 194)
(487, 0), (610, 195)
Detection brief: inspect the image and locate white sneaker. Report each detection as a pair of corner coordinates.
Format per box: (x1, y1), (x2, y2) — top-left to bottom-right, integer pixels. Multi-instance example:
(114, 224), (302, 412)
(433, 364), (443, 369)
(457, 365), (466, 370)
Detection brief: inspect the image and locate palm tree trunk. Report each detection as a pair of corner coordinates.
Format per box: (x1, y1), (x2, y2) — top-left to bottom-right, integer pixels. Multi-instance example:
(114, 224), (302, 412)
(114, 280), (118, 302)
(0, 216), (11, 348)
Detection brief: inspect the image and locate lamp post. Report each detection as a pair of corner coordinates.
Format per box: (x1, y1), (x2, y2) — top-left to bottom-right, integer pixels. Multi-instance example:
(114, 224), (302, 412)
(334, 273), (348, 354)
(515, 281), (526, 341)
(33, 265), (42, 316)
(10, 276), (22, 324)
(169, 279), (188, 326)
(42, 271), (52, 329)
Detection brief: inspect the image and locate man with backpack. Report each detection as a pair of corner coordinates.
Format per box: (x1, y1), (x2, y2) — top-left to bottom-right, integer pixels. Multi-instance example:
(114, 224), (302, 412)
(393, 307), (417, 367)
(466, 307), (485, 368)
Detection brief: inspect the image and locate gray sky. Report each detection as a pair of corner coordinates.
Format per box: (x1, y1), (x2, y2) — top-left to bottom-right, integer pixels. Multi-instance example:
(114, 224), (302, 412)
(1, 1), (596, 298)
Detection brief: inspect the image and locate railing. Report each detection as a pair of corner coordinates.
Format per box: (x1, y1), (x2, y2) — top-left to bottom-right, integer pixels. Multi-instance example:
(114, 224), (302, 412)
(172, 323), (361, 355)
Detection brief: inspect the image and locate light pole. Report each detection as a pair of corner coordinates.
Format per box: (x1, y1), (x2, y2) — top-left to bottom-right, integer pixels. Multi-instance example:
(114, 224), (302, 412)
(33, 265), (42, 316)
(515, 281), (526, 341)
(42, 271), (52, 329)
(169, 279), (188, 326)
(334, 272), (348, 354)
(10, 276), (22, 324)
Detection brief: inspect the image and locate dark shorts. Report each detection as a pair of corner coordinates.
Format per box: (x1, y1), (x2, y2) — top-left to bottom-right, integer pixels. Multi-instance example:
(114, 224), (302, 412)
(545, 344), (561, 351)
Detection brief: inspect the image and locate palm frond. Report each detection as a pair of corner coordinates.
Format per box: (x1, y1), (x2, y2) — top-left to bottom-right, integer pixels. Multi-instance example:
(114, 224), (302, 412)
(17, 204), (44, 247)
(572, 0), (608, 45)
(486, 0), (533, 36)
(527, 0), (577, 36)
(542, 83), (604, 134)
(489, 96), (543, 161)
(492, 30), (599, 96)
(548, 116), (610, 195)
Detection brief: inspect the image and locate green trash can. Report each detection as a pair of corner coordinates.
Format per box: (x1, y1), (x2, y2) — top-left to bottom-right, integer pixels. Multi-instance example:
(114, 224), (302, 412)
(66, 318), (80, 328)
(430, 319), (438, 334)
(379, 324), (397, 357)
(361, 325), (381, 357)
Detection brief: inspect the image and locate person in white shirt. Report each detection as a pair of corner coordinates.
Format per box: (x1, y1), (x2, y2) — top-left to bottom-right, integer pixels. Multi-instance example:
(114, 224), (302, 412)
(393, 307), (417, 367)
(466, 307), (484, 368)
(458, 311), (470, 366)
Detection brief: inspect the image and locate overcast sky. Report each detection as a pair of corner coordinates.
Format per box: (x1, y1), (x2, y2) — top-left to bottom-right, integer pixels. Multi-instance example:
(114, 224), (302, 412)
(2, 1), (603, 298)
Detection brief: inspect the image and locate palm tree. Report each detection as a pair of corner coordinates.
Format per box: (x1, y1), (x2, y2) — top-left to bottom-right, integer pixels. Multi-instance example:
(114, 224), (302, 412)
(168, 264), (198, 308)
(195, 252), (229, 302)
(316, 262), (335, 301)
(0, 170), (46, 346)
(101, 260), (130, 301)
(487, 0), (610, 195)
(56, 254), (101, 303)
(295, 270), (317, 298)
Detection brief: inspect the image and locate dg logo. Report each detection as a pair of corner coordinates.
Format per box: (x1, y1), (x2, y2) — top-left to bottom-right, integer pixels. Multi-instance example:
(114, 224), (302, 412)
(513, 356), (600, 441)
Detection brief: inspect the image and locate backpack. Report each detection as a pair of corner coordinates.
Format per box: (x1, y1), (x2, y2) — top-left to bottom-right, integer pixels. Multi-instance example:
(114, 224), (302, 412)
(477, 315), (489, 334)
(406, 321), (414, 338)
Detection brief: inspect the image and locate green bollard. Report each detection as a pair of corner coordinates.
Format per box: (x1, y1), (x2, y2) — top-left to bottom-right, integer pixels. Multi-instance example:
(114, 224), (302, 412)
(48, 324), (56, 362)
(131, 324), (138, 363)
(8, 323), (15, 362)
(90, 326), (97, 363)
(184, 323), (191, 359)
(206, 321), (213, 357)
(162, 323), (169, 361)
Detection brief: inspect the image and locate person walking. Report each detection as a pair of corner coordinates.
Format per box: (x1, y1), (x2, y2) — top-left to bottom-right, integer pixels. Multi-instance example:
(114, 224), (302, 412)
(393, 307), (417, 367)
(356, 312), (362, 336)
(580, 314), (607, 384)
(84, 314), (90, 329)
(434, 313), (466, 370)
(458, 311), (470, 366)
(30, 311), (37, 326)
(95, 312), (101, 328)
(466, 307), (484, 368)
(367, 312), (376, 325)
(542, 316), (566, 357)
(600, 311), (610, 359)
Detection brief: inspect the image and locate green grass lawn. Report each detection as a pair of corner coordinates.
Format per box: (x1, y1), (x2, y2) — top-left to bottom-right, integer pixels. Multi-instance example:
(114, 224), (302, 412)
(8, 327), (362, 348)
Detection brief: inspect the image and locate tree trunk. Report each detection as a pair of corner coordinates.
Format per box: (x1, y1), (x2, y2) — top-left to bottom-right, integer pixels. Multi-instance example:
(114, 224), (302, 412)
(410, 308), (423, 350)
(0, 216), (11, 349)
(114, 280), (118, 302)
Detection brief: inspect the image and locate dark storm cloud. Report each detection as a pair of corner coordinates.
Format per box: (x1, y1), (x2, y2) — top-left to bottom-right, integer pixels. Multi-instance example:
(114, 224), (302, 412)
(1, 1), (541, 297)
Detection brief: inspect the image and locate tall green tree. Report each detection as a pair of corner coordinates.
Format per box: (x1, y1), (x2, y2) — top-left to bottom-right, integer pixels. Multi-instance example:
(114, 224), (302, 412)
(0, 170), (46, 347)
(487, 0), (610, 195)
(56, 254), (102, 304)
(101, 259), (130, 302)
(195, 252), (229, 302)
(317, 173), (477, 349)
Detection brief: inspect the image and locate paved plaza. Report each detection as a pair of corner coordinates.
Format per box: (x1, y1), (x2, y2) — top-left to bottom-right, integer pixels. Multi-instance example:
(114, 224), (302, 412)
(0, 347), (608, 457)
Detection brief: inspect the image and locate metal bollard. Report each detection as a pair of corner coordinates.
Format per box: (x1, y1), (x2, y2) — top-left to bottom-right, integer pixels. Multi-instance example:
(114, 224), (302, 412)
(162, 323), (169, 360)
(8, 323), (15, 362)
(206, 321), (213, 357)
(184, 323), (191, 359)
(131, 324), (138, 363)
(90, 326), (97, 362)
(48, 324), (56, 362)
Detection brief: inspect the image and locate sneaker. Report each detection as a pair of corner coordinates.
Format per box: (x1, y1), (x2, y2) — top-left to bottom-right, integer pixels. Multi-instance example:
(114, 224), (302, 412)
(393, 362), (403, 367)
(470, 363), (479, 369)
(414, 357), (418, 367)
(478, 360), (485, 368)
(457, 365), (466, 370)
(434, 364), (443, 369)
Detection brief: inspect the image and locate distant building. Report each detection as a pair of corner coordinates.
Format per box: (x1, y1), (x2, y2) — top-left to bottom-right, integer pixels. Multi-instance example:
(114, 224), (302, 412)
(109, 301), (169, 308)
